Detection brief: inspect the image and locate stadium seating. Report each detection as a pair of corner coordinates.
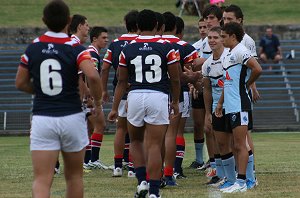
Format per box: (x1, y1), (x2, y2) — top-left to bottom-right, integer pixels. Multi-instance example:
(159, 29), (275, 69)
(0, 40), (299, 133)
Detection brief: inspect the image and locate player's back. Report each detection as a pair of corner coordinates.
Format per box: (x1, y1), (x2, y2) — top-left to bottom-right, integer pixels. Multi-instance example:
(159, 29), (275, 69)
(21, 32), (88, 116)
(120, 36), (177, 94)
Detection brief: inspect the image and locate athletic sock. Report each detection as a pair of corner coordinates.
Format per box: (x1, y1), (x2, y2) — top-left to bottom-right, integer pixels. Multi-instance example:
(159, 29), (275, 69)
(114, 154), (123, 169)
(215, 154), (225, 178)
(221, 152), (236, 184)
(135, 166), (147, 185)
(246, 150), (255, 181)
(174, 136), (185, 173)
(149, 180), (160, 197)
(91, 133), (103, 162)
(163, 165), (173, 179)
(194, 138), (204, 164)
(123, 133), (130, 163)
(209, 158), (216, 169)
(84, 138), (92, 164)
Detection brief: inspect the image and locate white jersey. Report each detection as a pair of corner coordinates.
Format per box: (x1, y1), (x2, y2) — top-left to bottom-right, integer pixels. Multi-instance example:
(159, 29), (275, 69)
(202, 48), (229, 112)
(198, 37), (212, 59)
(241, 33), (257, 58)
(193, 38), (204, 57)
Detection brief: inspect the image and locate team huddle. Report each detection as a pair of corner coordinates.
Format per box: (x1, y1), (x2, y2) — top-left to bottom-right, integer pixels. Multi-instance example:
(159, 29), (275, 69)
(15, 0), (262, 198)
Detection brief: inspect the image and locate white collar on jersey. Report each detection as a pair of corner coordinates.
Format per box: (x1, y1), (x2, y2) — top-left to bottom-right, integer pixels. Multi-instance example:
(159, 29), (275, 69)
(137, 35), (156, 39)
(45, 31), (69, 38)
(121, 34), (139, 37)
(87, 45), (99, 55)
(162, 35), (179, 39)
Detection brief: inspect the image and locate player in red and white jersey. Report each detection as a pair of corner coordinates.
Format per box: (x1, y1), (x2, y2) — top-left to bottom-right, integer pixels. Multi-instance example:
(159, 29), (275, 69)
(15, 1), (102, 197)
(69, 14), (90, 44)
(161, 12), (200, 186)
(101, 10), (139, 177)
(108, 9), (180, 198)
(82, 27), (109, 170)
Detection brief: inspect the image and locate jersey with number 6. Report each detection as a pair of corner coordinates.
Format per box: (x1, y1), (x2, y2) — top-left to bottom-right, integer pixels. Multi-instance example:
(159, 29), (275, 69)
(119, 36), (178, 94)
(19, 31), (93, 116)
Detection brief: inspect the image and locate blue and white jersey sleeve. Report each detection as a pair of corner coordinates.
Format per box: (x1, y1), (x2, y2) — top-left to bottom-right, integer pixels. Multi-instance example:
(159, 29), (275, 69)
(241, 33), (257, 58)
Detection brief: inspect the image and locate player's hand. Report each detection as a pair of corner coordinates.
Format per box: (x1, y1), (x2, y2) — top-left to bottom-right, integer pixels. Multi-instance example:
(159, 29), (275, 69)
(214, 103), (223, 118)
(204, 113), (212, 132)
(169, 101), (179, 120)
(102, 91), (110, 103)
(107, 110), (118, 123)
(251, 88), (261, 103)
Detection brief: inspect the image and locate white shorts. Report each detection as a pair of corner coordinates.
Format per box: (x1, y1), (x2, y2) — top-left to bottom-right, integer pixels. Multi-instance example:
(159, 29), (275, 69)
(30, 112), (89, 152)
(118, 99), (127, 117)
(181, 91), (190, 118)
(127, 91), (169, 127)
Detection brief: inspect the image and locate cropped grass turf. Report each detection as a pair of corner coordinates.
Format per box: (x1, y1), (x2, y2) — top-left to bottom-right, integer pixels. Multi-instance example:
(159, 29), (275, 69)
(1, 0), (299, 27)
(0, 132), (300, 197)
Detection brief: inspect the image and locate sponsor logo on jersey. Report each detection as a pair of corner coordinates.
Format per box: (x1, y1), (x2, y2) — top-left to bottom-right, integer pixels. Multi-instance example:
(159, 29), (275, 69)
(121, 41), (129, 48)
(139, 43), (152, 51)
(207, 66), (211, 74)
(104, 51), (109, 59)
(243, 116), (248, 122)
(225, 71), (232, 81)
(217, 79), (224, 87)
(42, 43), (58, 54)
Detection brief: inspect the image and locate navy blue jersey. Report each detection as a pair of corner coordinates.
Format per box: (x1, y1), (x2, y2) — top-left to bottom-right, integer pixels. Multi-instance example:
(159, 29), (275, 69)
(87, 45), (101, 72)
(162, 35), (198, 92)
(119, 36), (178, 94)
(20, 31), (93, 116)
(103, 34), (138, 87)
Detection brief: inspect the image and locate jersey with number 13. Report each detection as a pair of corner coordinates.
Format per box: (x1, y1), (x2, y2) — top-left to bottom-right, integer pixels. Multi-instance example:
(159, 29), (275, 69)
(119, 36), (178, 94)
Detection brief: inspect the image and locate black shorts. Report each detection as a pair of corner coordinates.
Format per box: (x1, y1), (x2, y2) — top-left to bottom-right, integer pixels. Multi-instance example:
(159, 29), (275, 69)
(191, 92), (205, 109)
(225, 111), (252, 131)
(212, 109), (231, 133)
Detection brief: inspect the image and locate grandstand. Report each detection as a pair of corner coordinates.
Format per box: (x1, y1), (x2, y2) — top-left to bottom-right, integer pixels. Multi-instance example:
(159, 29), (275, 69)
(0, 40), (299, 133)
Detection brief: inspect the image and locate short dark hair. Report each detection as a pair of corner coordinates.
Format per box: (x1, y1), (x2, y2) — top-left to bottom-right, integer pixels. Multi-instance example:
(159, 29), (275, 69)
(175, 16), (184, 34)
(202, 4), (223, 20)
(222, 22), (244, 42)
(224, 4), (244, 24)
(199, 17), (205, 22)
(163, 12), (176, 32)
(137, 9), (157, 32)
(124, 10), (139, 32)
(155, 12), (165, 31)
(90, 26), (108, 43)
(43, 0), (70, 32)
(209, 26), (222, 35)
(69, 14), (87, 34)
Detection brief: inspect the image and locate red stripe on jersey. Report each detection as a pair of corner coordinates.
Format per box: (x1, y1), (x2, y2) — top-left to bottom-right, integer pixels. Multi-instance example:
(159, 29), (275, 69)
(103, 49), (112, 64)
(20, 54), (28, 65)
(38, 35), (72, 44)
(164, 37), (181, 43)
(77, 50), (92, 66)
(118, 36), (138, 41)
(167, 50), (178, 64)
(119, 51), (127, 66)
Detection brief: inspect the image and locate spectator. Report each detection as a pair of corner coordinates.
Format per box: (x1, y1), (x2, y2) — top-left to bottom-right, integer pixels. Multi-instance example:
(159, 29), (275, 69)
(210, 0), (225, 7)
(259, 27), (282, 70)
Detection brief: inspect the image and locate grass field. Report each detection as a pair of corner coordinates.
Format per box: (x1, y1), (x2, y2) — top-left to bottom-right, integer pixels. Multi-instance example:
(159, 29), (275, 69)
(0, 132), (300, 197)
(0, 0), (299, 27)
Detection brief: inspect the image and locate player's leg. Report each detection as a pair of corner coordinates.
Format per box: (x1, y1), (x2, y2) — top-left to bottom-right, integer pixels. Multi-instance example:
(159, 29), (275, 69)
(190, 93), (206, 169)
(127, 92), (148, 197)
(62, 149), (85, 198)
(89, 108), (107, 169)
(60, 112), (89, 198)
(174, 91), (190, 178)
(32, 150), (59, 197)
(144, 92), (169, 197)
(113, 116), (127, 176)
(30, 115), (61, 197)
(223, 112), (249, 193)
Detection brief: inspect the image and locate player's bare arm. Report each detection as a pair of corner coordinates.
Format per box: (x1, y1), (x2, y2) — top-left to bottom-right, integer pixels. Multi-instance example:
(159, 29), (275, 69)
(101, 61), (111, 103)
(15, 66), (34, 94)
